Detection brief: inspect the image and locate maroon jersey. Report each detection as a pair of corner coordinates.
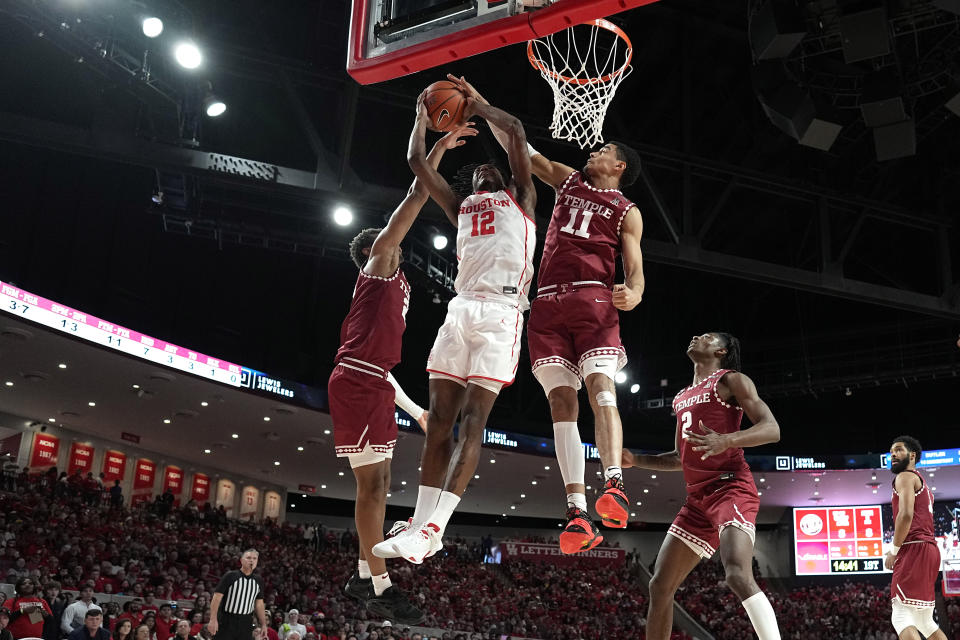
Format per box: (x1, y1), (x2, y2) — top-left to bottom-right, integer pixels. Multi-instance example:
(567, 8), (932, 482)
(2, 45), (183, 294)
(892, 469), (936, 545)
(537, 171), (635, 289)
(672, 368), (751, 495)
(335, 268), (410, 372)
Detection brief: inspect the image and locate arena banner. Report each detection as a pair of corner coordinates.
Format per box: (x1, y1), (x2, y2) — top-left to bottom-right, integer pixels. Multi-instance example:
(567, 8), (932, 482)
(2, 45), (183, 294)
(67, 442), (95, 474)
(133, 458), (156, 490)
(501, 541), (625, 567)
(216, 478), (236, 516)
(101, 450), (127, 482)
(29, 432), (59, 470)
(263, 490), (282, 520)
(239, 485), (260, 521)
(163, 465), (184, 495)
(191, 472), (210, 503)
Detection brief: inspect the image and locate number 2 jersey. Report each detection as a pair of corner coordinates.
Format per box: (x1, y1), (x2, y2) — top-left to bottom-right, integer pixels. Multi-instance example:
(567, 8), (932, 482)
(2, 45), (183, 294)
(537, 171), (635, 289)
(455, 189), (536, 310)
(335, 268), (410, 373)
(673, 368), (753, 496)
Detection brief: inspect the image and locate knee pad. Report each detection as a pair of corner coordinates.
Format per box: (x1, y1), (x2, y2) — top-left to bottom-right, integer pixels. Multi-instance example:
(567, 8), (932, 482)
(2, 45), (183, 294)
(533, 363), (581, 395)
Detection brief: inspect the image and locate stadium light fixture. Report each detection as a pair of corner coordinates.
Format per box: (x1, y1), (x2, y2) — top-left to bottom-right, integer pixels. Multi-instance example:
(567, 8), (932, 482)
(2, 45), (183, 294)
(174, 41), (202, 69)
(142, 17), (163, 38)
(204, 95), (226, 117)
(333, 206), (353, 226)
(433, 234), (448, 250)
(629, 383), (639, 393)
(615, 371), (627, 384)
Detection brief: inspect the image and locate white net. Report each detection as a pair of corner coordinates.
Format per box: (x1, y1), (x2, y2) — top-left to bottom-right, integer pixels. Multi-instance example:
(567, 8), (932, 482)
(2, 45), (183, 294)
(528, 19), (633, 149)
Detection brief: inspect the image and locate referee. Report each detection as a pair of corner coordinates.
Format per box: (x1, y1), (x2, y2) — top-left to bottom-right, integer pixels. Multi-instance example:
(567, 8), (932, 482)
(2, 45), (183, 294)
(208, 549), (267, 640)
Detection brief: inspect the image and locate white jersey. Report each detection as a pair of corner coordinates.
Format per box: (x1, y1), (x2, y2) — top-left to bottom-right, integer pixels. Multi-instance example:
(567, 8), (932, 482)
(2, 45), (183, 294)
(455, 189), (536, 310)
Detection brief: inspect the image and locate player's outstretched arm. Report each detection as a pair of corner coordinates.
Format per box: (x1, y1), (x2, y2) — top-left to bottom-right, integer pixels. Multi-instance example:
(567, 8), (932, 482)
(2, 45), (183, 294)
(447, 74), (575, 190)
(613, 207), (645, 311)
(462, 98), (536, 213)
(622, 421), (682, 471)
(407, 92), (466, 227)
(387, 371), (428, 432)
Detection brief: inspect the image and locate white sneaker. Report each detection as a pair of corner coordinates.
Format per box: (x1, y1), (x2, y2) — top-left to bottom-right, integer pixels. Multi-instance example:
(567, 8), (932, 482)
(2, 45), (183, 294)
(392, 523), (443, 565)
(371, 519), (412, 559)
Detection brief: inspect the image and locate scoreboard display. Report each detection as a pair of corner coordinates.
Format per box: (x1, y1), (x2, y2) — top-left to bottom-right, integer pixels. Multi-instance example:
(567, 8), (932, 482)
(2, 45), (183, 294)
(794, 506), (888, 575)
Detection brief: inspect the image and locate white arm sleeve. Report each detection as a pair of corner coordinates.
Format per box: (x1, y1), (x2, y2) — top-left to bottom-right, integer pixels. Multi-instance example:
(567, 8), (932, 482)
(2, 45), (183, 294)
(387, 372), (425, 420)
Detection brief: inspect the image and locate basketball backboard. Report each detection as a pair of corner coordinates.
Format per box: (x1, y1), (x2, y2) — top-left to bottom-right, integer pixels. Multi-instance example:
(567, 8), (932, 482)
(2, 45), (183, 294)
(346, 0), (662, 84)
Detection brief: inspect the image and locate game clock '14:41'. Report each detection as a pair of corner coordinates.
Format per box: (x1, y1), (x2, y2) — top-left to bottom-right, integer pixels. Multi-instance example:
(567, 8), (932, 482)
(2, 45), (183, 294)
(832, 559), (883, 573)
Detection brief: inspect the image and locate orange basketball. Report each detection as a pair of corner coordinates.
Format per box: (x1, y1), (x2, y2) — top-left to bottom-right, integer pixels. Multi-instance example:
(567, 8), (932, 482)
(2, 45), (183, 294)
(423, 81), (467, 132)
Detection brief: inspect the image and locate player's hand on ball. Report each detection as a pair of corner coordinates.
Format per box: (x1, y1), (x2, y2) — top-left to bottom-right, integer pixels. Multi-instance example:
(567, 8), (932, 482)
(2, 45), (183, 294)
(417, 410), (429, 433)
(612, 284), (641, 310)
(415, 90), (429, 118)
(884, 552), (897, 570)
(446, 74), (487, 104)
(439, 123), (478, 150)
(688, 420), (731, 459)
(621, 448), (635, 469)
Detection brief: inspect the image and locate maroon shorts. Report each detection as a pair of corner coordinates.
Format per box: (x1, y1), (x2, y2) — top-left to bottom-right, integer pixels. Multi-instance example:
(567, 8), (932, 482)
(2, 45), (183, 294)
(891, 541), (940, 608)
(328, 365), (397, 461)
(668, 476), (759, 558)
(527, 286), (626, 379)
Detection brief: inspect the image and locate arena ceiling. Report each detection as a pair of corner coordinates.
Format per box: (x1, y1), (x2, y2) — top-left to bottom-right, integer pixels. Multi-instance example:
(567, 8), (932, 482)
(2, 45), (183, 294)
(0, 0), (959, 481)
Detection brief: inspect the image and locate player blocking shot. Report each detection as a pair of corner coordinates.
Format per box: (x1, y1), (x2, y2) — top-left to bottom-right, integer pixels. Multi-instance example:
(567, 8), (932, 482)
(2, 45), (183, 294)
(445, 75), (645, 552)
(372, 88), (536, 564)
(884, 436), (948, 640)
(329, 118), (477, 624)
(622, 333), (782, 640)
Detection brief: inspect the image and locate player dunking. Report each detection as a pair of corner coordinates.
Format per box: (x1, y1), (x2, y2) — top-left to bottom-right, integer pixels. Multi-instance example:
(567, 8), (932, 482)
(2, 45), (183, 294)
(884, 436), (948, 640)
(373, 90), (536, 564)
(330, 118), (476, 623)
(622, 333), (782, 640)
(446, 75), (645, 551)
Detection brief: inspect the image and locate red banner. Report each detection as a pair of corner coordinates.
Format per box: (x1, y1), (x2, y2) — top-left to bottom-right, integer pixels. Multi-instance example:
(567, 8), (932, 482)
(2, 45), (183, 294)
(501, 541), (625, 567)
(163, 466), (184, 494)
(191, 473), (210, 503)
(133, 458), (156, 490)
(29, 433), (59, 470)
(101, 450), (127, 482)
(67, 442), (95, 474)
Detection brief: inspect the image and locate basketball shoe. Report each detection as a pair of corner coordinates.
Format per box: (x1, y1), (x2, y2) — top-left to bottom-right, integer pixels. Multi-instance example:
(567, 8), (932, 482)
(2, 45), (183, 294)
(365, 585), (425, 625)
(343, 571), (373, 602)
(371, 518), (412, 559)
(594, 475), (629, 528)
(389, 522), (443, 564)
(559, 506), (604, 554)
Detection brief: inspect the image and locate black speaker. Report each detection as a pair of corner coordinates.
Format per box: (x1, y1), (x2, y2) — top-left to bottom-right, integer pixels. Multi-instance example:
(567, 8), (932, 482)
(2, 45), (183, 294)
(755, 63), (843, 150)
(839, 7), (891, 63)
(750, 0), (807, 60)
(799, 119), (843, 151)
(860, 71), (906, 127)
(873, 119), (916, 161)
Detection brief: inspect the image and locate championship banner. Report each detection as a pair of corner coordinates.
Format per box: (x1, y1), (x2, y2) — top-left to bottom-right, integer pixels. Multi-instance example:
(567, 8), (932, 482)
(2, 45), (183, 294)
(102, 450), (127, 482)
(501, 541), (625, 567)
(133, 458), (156, 490)
(239, 485), (260, 521)
(263, 491), (281, 520)
(191, 473), (210, 503)
(163, 465), (184, 494)
(67, 442), (95, 474)
(216, 479), (236, 516)
(29, 432), (59, 470)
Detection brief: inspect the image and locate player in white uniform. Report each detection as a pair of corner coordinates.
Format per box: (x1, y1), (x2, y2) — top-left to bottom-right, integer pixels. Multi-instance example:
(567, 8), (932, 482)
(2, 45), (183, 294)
(373, 92), (536, 564)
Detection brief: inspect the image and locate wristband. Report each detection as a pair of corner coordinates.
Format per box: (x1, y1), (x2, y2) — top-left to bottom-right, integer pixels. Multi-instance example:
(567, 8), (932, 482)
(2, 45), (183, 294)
(526, 143), (540, 158)
(890, 545), (900, 555)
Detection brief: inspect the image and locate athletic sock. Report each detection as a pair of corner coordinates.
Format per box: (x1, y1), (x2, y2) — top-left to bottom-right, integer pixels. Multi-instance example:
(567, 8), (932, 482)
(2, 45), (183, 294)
(604, 466), (622, 482)
(741, 592), (781, 640)
(372, 572), (392, 597)
(427, 491), (461, 533)
(553, 422), (585, 488)
(566, 492), (587, 512)
(357, 559), (371, 579)
(411, 485), (441, 529)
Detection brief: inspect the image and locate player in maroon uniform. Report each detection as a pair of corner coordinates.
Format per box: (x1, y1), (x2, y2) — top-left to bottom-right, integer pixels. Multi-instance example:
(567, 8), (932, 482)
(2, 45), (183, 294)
(622, 333), (782, 640)
(329, 118), (476, 624)
(443, 75), (646, 552)
(884, 436), (948, 640)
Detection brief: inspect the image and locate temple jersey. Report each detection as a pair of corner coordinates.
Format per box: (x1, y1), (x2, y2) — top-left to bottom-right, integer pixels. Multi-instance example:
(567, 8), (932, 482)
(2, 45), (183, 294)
(537, 171), (635, 288)
(892, 470), (936, 545)
(673, 368), (751, 495)
(456, 189), (535, 309)
(335, 269), (410, 371)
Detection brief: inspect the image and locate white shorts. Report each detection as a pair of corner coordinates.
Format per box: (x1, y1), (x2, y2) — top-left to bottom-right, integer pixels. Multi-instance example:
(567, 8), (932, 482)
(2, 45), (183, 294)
(426, 295), (524, 390)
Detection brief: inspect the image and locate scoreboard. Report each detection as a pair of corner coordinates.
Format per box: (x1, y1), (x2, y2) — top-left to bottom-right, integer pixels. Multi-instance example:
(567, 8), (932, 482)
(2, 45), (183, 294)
(794, 506), (887, 575)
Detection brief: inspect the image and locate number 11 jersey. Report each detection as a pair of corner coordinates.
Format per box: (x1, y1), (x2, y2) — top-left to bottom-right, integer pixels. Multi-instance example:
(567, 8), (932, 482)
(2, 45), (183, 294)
(537, 171), (635, 289)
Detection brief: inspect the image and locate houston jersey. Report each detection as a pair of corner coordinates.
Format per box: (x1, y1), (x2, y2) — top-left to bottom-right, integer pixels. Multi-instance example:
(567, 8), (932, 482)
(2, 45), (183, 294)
(335, 269), (410, 371)
(892, 469), (936, 545)
(672, 368), (751, 495)
(456, 189), (536, 309)
(537, 171), (635, 289)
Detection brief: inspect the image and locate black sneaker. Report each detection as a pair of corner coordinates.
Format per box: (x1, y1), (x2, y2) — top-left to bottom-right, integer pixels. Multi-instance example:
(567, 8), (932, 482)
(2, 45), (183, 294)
(365, 585), (425, 625)
(344, 571), (373, 602)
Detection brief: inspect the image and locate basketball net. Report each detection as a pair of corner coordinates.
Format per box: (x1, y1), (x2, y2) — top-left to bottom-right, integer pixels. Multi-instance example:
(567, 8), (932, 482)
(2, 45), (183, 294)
(527, 19), (633, 149)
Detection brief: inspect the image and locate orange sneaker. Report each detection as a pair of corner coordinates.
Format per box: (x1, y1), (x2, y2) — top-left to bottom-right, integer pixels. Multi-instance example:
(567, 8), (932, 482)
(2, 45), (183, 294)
(559, 506), (604, 554)
(594, 475), (629, 528)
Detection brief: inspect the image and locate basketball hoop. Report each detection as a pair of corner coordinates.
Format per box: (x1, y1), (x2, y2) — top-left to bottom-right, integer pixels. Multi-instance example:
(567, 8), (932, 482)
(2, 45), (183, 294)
(527, 18), (633, 149)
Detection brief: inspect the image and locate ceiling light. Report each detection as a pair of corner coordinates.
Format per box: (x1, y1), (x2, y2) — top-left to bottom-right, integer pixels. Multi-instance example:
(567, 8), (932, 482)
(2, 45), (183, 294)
(3, 382), (12, 387)
(88, 402), (96, 407)
(386, 493), (391, 498)
(636, 501), (641, 505)
(142, 17), (163, 38)
(490, 458), (496, 463)
(872, 489), (877, 494)
(333, 206), (353, 226)
(520, 493), (526, 498)
(630, 512), (636, 517)
(201, 402), (209, 407)
(132, 384), (140, 389)
(401, 480), (406, 485)
(814, 477), (820, 482)
(203, 449), (211, 454)
(474, 474), (479, 479)
(814, 490), (819, 496)
(433, 235), (448, 250)
(615, 371), (627, 384)
(263, 416), (271, 422)
(290, 503), (296, 508)
(643, 488), (649, 493)
(932, 486), (937, 491)
(273, 461), (280, 466)
(173, 41), (202, 69)
(321, 484), (326, 489)
(163, 419), (171, 424)
(651, 474), (657, 479)
(586, 485), (592, 490)
(544, 465), (550, 470)
(338, 472), (344, 476)
(204, 95), (226, 117)
(48, 418), (56, 423)
(502, 514), (506, 517)
(58, 363), (67, 369)
(301, 494), (306, 498)
(231, 433), (238, 439)
(510, 505), (516, 510)
(757, 491), (763, 496)
(323, 429), (331, 435)
(297, 446), (304, 451)
(531, 480), (537, 485)
(759, 477), (766, 483)
(629, 383), (640, 393)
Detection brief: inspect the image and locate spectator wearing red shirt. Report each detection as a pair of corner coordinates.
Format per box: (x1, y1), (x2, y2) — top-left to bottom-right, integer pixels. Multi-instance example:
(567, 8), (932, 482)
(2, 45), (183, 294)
(141, 595), (159, 616)
(3, 578), (53, 639)
(116, 600), (145, 628)
(154, 605), (179, 640)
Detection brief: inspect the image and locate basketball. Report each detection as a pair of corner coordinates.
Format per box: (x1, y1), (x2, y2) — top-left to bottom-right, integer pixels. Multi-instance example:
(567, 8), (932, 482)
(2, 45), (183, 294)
(423, 80), (467, 132)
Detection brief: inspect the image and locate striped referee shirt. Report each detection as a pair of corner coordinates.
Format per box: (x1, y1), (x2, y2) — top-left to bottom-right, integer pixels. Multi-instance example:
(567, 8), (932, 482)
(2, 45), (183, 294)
(215, 570), (264, 615)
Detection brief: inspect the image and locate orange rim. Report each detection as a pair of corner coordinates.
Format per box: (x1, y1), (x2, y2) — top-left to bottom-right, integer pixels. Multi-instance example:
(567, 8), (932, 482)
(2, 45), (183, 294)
(527, 18), (633, 85)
